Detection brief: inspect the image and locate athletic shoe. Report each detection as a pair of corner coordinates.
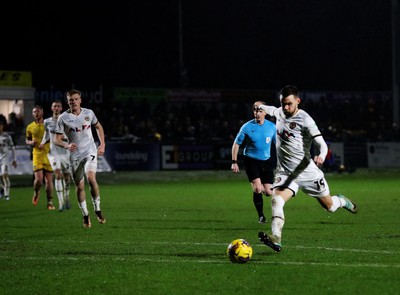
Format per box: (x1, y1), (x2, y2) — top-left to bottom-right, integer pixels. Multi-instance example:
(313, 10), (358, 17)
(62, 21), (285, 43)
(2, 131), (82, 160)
(83, 215), (91, 228)
(259, 215), (267, 224)
(58, 205), (64, 212)
(65, 200), (71, 210)
(47, 203), (55, 210)
(95, 211), (106, 224)
(32, 195), (40, 206)
(258, 232), (282, 252)
(337, 194), (358, 214)
(4, 196), (10, 201)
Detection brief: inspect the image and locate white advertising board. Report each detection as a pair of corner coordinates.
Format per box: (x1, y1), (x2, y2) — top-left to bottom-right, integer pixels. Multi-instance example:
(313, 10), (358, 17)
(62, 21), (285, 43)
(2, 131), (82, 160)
(7, 146), (111, 175)
(368, 142), (400, 168)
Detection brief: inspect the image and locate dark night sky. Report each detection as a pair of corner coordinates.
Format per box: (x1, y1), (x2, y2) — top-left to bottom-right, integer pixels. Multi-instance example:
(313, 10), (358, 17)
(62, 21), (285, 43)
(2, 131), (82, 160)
(2, 0), (393, 92)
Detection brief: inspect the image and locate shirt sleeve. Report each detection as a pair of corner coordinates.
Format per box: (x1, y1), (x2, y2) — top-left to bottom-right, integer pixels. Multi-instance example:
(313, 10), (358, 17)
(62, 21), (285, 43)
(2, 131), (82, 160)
(234, 124), (247, 145)
(313, 135), (328, 161)
(90, 109), (98, 125)
(304, 114), (321, 138)
(26, 124), (32, 139)
(259, 105), (277, 117)
(40, 122), (50, 145)
(55, 116), (64, 134)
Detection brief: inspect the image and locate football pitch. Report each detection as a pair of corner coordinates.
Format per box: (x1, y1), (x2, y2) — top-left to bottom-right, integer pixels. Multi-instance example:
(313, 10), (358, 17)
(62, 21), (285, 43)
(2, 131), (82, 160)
(1, 169), (399, 294)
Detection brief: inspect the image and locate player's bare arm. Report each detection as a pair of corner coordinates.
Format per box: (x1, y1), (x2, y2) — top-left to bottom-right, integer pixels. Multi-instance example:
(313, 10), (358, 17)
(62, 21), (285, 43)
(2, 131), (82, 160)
(11, 146), (17, 168)
(231, 143), (240, 173)
(94, 122), (106, 156)
(26, 137), (37, 148)
(54, 133), (77, 152)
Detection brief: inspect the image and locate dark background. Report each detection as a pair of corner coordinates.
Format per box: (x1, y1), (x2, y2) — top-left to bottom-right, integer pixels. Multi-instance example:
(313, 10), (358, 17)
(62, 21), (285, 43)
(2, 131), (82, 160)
(2, 0), (393, 91)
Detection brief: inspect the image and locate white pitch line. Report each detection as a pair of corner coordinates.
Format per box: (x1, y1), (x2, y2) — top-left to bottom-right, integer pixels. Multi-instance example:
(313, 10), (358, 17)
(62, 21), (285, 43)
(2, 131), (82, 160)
(0, 255), (399, 268)
(149, 241), (400, 255)
(1, 239), (399, 255)
(290, 245), (397, 254)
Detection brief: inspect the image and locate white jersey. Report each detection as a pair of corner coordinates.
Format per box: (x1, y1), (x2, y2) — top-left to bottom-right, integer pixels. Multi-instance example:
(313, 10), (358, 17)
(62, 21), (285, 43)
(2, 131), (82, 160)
(42, 116), (69, 157)
(265, 106), (322, 175)
(56, 108), (98, 161)
(0, 132), (14, 163)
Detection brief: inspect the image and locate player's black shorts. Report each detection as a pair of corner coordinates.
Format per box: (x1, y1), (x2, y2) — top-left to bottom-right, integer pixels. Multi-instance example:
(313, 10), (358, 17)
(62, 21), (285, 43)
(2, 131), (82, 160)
(243, 156), (275, 184)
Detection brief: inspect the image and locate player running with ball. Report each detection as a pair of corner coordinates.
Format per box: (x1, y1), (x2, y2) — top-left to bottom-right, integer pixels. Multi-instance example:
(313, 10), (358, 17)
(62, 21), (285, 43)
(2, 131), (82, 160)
(258, 85), (358, 252)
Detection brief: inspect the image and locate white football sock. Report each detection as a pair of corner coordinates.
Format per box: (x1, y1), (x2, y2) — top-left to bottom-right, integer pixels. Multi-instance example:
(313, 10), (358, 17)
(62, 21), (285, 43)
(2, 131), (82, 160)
(3, 178), (10, 196)
(271, 195), (285, 240)
(63, 179), (70, 202)
(55, 179), (64, 207)
(328, 195), (342, 212)
(78, 200), (89, 216)
(92, 196), (101, 211)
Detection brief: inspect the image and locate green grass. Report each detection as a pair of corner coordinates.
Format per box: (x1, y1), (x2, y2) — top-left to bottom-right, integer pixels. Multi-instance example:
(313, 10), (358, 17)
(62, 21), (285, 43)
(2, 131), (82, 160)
(1, 169), (400, 295)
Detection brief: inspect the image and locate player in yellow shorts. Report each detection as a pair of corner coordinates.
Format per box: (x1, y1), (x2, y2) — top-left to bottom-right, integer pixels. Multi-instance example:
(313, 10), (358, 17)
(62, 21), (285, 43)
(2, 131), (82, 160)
(26, 105), (55, 210)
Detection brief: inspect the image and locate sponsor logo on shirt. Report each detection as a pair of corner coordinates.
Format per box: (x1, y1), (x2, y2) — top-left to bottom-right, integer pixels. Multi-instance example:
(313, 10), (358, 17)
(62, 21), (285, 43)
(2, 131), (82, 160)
(69, 125), (91, 132)
(277, 129), (294, 139)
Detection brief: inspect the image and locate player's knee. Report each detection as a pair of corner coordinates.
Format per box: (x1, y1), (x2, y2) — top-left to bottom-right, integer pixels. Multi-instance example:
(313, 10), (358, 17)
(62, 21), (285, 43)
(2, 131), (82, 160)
(76, 179), (85, 190)
(264, 187), (273, 196)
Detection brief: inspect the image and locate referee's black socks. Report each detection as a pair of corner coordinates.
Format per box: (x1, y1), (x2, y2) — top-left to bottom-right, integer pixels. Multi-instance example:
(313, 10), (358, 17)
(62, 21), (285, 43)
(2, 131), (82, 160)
(253, 192), (264, 217)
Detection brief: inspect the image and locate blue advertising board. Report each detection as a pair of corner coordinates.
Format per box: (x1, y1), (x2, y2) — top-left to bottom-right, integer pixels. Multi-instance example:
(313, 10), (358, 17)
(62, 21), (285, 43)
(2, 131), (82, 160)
(105, 142), (160, 171)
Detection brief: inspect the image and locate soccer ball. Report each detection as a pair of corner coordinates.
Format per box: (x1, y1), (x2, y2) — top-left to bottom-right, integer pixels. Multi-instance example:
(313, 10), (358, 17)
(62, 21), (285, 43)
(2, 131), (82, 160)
(227, 239), (253, 263)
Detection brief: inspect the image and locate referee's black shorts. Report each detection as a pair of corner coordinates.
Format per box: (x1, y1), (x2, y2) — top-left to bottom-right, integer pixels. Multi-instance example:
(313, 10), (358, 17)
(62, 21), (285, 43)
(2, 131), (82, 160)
(243, 156), (275, 184)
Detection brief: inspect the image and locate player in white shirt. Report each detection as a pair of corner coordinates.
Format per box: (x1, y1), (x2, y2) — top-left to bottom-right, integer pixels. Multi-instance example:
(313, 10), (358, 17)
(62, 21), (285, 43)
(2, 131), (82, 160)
(258, 85), (358, 252)
(40, 100), (71, 211)
(0, 120), (17, 200)
(54, 89), (106, 228)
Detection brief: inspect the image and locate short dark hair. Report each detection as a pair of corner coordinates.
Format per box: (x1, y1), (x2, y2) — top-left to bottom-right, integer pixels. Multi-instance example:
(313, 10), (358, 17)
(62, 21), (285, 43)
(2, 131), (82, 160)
(65, 89), (82, 99)
(279, 85), (299, 99)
